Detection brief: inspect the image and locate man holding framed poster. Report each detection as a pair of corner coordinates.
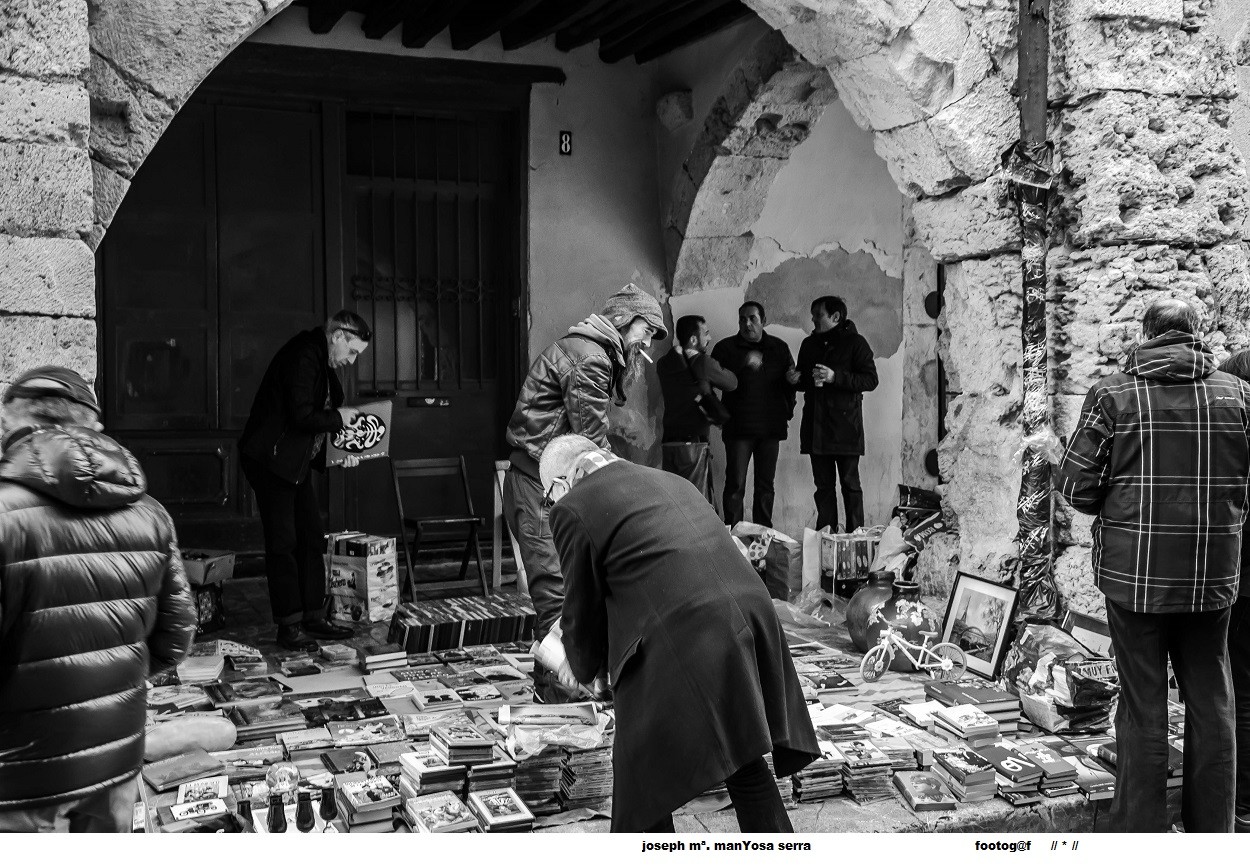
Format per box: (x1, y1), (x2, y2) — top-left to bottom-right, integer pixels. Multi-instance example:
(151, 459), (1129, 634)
(239, 310), (373, 650)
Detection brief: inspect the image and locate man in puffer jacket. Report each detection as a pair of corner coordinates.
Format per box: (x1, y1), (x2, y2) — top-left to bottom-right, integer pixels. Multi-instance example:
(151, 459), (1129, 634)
(502, 284), (666, 690)
(0, 367), (196, 832)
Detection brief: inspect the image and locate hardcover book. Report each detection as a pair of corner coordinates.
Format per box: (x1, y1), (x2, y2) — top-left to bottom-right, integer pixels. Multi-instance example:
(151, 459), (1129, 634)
(367, 741), (419, 768)
(321, 748), (377, 774)
(1010, 741), (1077, 781)
(933, 747), (995, 785)
(414, 688), (464, 710)
(455, 684), (505, 705)
(892, 771), (957, 812)
(338, 775), (402, 814)
(474, 664), (528, 683)
(175, 775), (229, 804)
(406, 791), (479, 833)
(974, 744), (1043, 782)
(326, 714), (404, 747)
(466, 787), (534, 829)
(392, 665), (451, 683)
(1063, 756), (1115, 799)
(439, 672), (490, 689)
(836, 739), (892, 770)
(934, 704), (999, 734)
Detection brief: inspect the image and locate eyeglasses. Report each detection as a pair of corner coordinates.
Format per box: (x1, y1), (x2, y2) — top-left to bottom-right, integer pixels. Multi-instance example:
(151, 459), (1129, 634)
(541, 476), (570, 508)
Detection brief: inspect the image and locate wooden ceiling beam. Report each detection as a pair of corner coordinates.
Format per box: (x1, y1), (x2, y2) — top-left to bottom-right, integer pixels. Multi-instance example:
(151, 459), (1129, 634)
(361, 0), (410, 39)
(450, 0), (545, 51)
(401, 0), (459, 48)
(304, 0), (354, 34)
(555, 0), (671, 52)
(633, 3), (755, 64)
(504, 0), (615, 51)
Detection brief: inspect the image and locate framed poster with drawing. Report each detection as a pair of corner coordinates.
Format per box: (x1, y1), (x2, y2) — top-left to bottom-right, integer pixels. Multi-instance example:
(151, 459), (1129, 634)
(1060, 609), (1113, 657)
(326, 400), (393, 467)
(939, 572), (1019, 679)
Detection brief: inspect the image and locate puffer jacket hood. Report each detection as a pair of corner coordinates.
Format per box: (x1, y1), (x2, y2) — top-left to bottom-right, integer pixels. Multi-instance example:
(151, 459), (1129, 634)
(1123, 330), (1217, 383)
(0, 426), (147, 509)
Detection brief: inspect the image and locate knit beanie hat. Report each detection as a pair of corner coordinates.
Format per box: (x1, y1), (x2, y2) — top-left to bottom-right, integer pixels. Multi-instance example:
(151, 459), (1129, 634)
(600, 283), (667, 342)
(4, 365), (100, 414)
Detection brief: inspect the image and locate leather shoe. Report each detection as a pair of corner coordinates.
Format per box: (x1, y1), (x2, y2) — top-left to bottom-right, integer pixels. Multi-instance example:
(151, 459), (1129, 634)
(302, 617), (353, 639)
(276, 623), (318, 652)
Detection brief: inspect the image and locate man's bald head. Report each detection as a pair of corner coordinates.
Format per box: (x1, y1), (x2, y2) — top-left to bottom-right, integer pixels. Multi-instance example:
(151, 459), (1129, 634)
(1142, 298), (1201, 340)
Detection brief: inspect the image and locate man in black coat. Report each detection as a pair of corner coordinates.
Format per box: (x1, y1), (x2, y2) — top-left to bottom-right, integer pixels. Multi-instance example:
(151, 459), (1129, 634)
(795, 296), (878, 531)
(711, 301), (799, 528)
(542, 434), (819, 833)
(0, 367), (196, 830)
(656, 314), (737, 508)
(239, 310), (372, 650)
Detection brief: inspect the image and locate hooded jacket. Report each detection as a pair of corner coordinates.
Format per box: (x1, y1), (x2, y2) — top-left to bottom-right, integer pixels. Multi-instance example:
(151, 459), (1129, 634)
(795, 319), (878, 455)
(1217, 348), (1250, 598)
(1057, 331), (1250, 614)
(0, 426), (196, 809)
(505, 314), (626, 479)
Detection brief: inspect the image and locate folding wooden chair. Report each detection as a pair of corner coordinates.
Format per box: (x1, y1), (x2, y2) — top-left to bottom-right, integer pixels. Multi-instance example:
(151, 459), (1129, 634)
(391, 456), (489, 599)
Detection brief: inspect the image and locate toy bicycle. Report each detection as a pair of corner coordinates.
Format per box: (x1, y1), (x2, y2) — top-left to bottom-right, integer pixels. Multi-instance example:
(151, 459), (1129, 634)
(859, 625), (967, 683)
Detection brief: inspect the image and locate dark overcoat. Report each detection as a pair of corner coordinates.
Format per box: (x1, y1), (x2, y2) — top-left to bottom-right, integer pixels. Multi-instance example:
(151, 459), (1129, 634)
(549, 461), (819, 831)
(795, 319), (878, 455)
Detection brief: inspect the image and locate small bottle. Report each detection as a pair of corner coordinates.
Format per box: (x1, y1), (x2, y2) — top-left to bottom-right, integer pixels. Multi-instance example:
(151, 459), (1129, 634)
(236, 799), (255, 833)
(266, 793), (287, 833)
(319, 787), (339, 832)
(295, 790), (316, 833)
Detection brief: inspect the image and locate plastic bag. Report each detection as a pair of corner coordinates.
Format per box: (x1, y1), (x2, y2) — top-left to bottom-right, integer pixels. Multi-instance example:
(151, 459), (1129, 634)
(1001, 623), (1110, 699)
(868, 518), (908, 571)
(732, 522), (803, 602)
(771, 597), (831, 629)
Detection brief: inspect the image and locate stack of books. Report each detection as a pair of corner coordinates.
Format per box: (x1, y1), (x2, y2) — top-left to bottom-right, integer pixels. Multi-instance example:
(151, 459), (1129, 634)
(514, 750), (564, 816)
(873, 736), (918, 772)
(1063, 754), (1116, 801)
(336, 775), (401, 831)
(403, 791), (480, 833)
(176, 653), (225, 685)
(360, 644), (409, 674)
(327, 715), (404, 748)
(762, 753), (795, 808)
(466, 787), (535, 833)
(1010, 740), (1078, 796)
(367, 741), (419, 777)
(838, 739), (894, 803)
(228, 700), (307, 741)
(398, 748), (469, 797)
(387, 592), (537, 653)
(925, 681), (1022, 735)
(893, 770), (958, 814)
(973, 743), (1043, 806)
(560, 744), (613, 811)
(932, 747), (996, 802)
(467, 746), (518, 792)
(864, 718), (946, 768)
(933, 704), (999, 748)
(791, 739), (845, 802)
(898, 700), (945, 730)
(430, 722), (495, 766)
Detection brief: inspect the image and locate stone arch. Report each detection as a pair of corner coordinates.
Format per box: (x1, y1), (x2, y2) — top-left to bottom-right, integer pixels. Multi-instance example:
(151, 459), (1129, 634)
(87, 0), (297, 247)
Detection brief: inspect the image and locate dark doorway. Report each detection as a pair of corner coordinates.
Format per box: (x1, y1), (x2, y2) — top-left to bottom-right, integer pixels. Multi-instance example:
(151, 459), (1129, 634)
(97, 45), (545, 562)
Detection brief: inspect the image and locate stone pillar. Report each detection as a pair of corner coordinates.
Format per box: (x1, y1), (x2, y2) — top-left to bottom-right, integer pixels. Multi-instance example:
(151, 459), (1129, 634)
(0, 1), (96, 393)
(1049, 0), (1249, 612)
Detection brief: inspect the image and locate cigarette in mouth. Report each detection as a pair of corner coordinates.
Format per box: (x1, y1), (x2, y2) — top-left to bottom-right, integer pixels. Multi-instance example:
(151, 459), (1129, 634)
(640, 351), (654, 364)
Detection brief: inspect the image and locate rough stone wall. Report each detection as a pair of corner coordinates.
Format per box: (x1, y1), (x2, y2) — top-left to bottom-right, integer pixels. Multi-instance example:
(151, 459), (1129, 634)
(0, 1), (96, 395)
(1048, 0), (1250, 615)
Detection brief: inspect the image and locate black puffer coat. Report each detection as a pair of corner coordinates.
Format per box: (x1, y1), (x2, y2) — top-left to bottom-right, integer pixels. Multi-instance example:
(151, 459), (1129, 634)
(796, 319), (878, 455)
(0, 426), (196, 809)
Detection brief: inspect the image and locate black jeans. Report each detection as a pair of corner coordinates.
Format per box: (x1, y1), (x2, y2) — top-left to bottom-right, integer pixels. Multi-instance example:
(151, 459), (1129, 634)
(723, 437), (780, 528)
(1229, 595), (1250, 819)
(1104, 599), (1235, 832)
(644, 756), (793, 833)
(241, 457), (327, 626)
(810, 454), (863, 532)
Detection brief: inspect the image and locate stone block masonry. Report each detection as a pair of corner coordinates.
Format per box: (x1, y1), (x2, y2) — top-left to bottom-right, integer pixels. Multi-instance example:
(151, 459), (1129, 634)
(0, 0), (96, 375)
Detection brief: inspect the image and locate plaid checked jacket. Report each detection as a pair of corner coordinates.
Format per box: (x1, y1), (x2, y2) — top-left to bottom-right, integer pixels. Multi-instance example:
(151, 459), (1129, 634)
(1057, 331), (1250, 613)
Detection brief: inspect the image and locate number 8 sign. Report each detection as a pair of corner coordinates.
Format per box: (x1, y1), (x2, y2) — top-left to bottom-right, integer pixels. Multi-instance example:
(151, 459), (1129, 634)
(559, 131), (572, 156)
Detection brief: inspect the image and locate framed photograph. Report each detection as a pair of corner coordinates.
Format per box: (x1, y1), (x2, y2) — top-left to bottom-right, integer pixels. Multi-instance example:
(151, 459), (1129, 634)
(939, 572), (1019, 679)
(1060, 610), (1114, 658)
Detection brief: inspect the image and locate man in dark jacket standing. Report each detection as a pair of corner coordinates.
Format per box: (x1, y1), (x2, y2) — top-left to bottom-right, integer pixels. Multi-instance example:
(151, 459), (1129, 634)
(503, 284), (666, 678)
(712, 301), (799, 528)
(656, 314), (737, 508)
(1057, 298), (1249, 833)
(796, 296), (878, 532)
(541, 434), (818, 832)
(0, 367), (196, 831)
(1215, 347), (1250, 833)
(239, 310), (372, 650)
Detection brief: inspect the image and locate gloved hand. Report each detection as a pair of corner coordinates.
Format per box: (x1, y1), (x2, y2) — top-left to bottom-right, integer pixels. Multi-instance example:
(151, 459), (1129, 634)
(533, 629), (578, 692)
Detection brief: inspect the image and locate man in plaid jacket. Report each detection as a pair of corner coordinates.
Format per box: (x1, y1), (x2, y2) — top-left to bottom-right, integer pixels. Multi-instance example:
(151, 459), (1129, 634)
(1058, 298), (1250, 833)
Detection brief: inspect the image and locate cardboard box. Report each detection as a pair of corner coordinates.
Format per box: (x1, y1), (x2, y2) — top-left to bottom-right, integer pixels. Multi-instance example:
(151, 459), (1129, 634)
(181, 549), (236, 587)
(325, 531), (398, 625)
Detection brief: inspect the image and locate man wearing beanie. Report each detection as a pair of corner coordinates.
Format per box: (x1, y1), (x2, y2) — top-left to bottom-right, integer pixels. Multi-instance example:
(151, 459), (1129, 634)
(503, 283), (666, 695)
(0, 367), (196, 830)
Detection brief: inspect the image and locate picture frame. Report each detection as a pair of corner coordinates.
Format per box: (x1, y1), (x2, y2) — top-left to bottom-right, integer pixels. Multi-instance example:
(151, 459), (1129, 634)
(1059, 609), (1114, 658)
(939, 572), (1019, 679)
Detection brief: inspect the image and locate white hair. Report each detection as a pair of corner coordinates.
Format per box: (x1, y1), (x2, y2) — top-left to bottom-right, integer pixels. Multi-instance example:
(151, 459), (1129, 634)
(539, 434), (604, 492)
